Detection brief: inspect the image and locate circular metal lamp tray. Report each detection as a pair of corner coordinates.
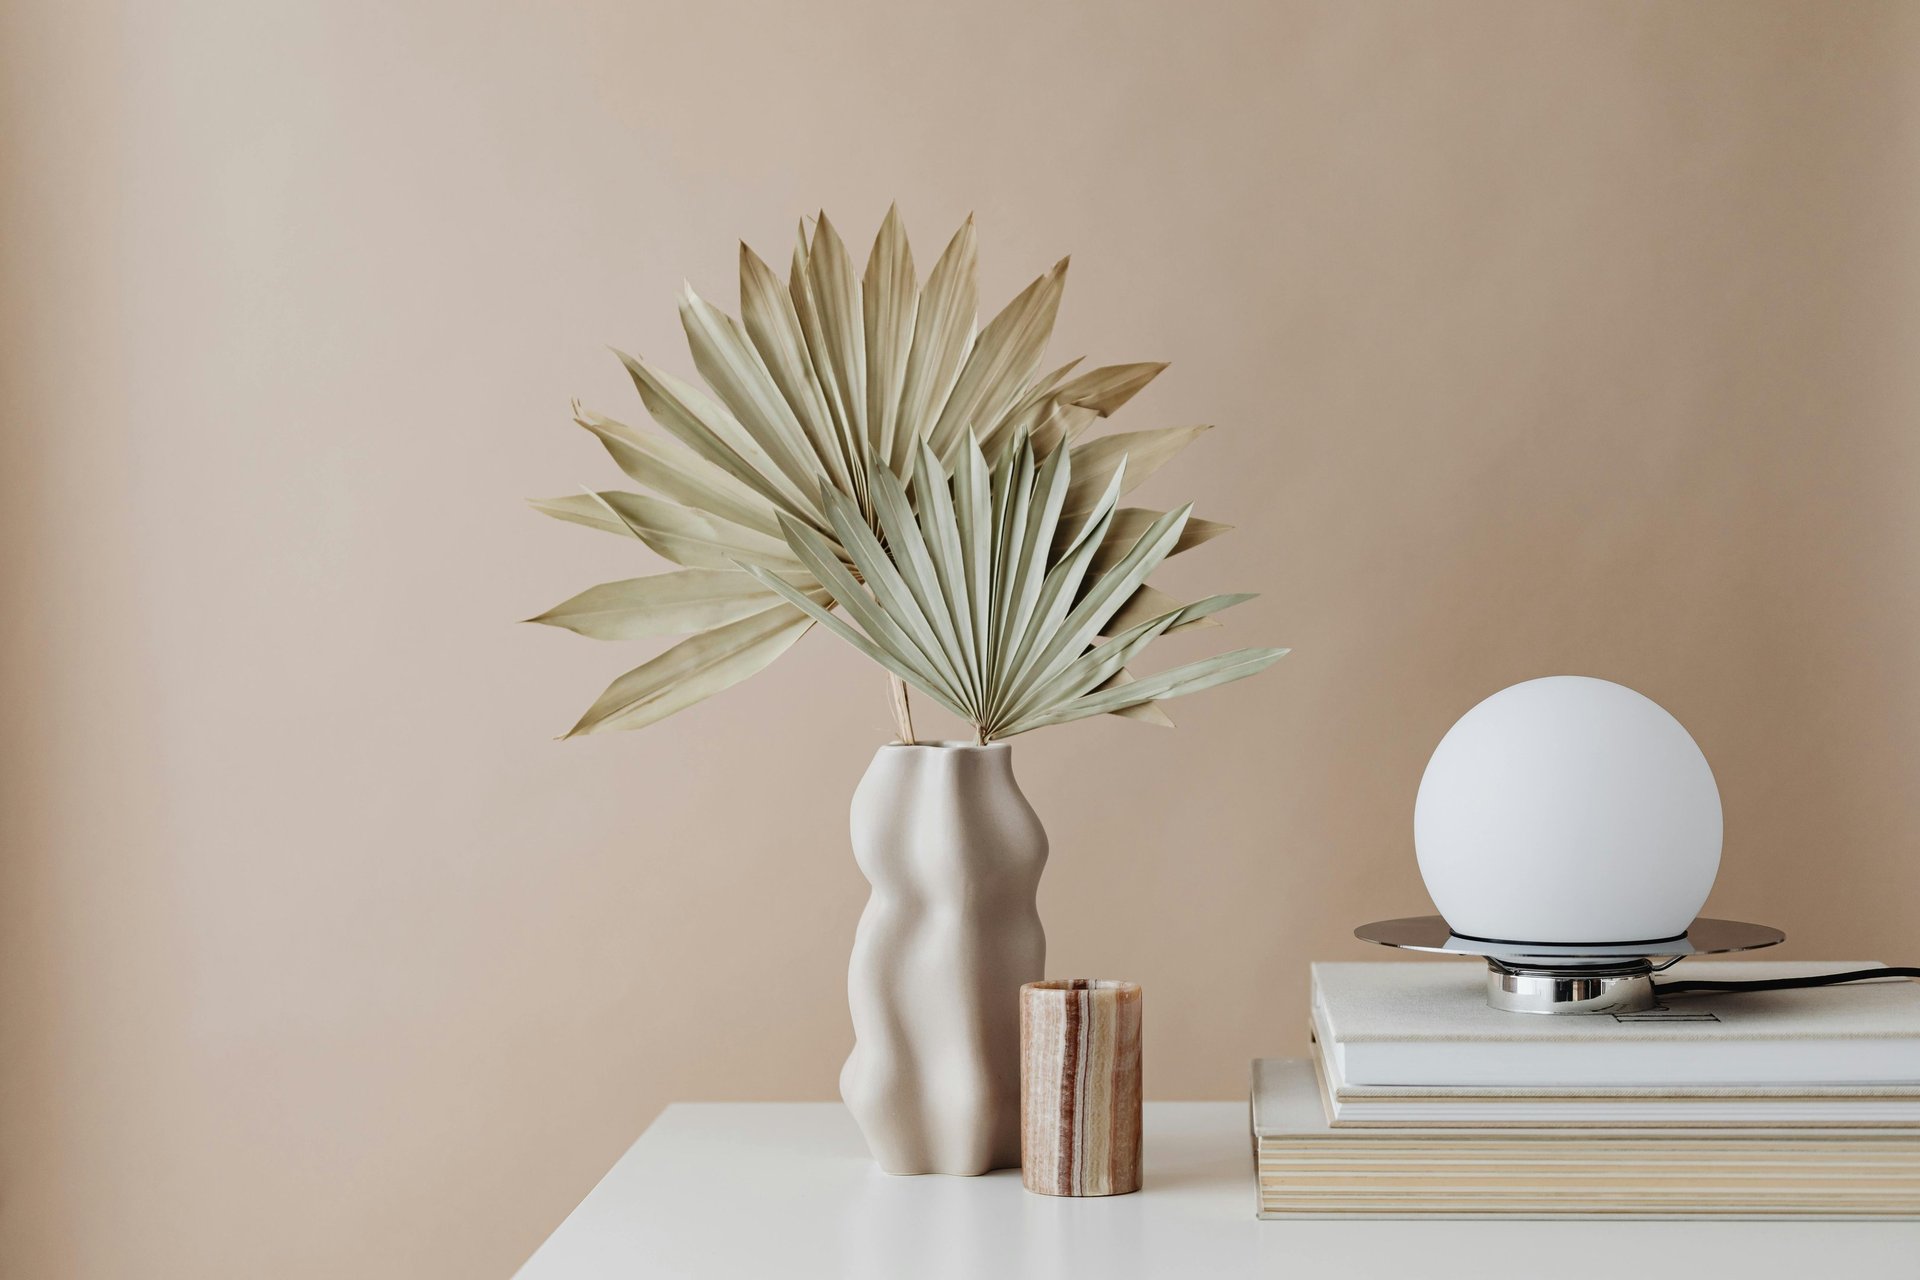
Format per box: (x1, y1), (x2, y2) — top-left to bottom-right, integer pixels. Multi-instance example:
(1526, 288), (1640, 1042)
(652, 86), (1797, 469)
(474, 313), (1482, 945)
(1353, 916), (1785, 1014)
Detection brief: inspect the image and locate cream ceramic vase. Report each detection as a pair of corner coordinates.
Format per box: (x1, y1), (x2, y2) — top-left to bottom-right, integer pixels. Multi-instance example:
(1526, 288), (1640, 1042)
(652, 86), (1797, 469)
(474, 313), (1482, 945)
(841, 741), (1048, 1175)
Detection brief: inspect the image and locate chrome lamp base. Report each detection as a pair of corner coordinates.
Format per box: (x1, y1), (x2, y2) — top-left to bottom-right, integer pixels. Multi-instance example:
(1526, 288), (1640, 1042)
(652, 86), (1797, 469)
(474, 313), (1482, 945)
(1353, 916), (1785, 1014)
(1485, 962), (1655, 1015)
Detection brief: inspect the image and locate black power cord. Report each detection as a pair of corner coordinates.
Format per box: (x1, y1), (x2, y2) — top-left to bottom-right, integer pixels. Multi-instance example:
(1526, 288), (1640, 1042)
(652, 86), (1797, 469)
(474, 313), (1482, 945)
(1656, 967), (1920, 998)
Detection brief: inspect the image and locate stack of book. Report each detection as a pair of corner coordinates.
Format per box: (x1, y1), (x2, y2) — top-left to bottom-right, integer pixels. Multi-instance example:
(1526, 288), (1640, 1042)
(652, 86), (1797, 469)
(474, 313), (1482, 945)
(1252, 960), (1920, 1219)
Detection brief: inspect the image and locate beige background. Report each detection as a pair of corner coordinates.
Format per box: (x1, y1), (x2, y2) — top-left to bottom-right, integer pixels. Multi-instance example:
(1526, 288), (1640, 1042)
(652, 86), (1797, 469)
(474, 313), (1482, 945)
(5, 1), (1919, 1275)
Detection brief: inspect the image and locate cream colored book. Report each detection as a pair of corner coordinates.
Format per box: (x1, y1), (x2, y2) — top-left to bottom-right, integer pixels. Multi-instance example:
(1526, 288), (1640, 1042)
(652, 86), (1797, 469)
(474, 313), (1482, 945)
(1314, 961), (1920, 1088)
(1311, 1029), (1920, 1127)
(1251, 1059), (1920, 1220)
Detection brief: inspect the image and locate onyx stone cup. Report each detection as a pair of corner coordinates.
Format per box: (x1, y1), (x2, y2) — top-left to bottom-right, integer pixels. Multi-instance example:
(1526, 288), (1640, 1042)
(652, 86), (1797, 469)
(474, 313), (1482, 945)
(1018, 979), (1143, 1196)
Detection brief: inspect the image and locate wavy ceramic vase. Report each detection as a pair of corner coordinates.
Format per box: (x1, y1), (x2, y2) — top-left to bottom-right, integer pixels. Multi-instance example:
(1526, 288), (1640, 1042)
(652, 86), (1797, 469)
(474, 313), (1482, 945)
(841, 742), (1048, 1175)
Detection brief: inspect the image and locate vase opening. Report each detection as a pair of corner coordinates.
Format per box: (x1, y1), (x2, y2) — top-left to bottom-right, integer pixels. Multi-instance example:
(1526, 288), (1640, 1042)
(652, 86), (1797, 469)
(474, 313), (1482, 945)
(882, 739), (1012, 750)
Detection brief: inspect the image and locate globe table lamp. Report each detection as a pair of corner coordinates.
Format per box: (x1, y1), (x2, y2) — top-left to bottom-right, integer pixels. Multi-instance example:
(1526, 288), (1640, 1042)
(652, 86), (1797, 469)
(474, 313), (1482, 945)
(1356, 676), (1782, 1013)
(1416, 675), (1722, 944)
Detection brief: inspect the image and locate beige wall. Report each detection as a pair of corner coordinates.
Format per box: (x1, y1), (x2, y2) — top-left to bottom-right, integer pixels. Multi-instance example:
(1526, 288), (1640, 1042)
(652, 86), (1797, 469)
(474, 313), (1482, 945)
(5, 1), (1919, 1275)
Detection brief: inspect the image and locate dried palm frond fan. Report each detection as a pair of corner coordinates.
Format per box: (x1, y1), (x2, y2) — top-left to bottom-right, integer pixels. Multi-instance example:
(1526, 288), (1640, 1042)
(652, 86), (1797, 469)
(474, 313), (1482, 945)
(528, 208), (1283, 740)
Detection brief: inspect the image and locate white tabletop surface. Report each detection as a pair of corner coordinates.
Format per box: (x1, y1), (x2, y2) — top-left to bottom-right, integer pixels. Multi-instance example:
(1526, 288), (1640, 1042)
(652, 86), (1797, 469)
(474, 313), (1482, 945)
(514, 1102), (1920, 1279)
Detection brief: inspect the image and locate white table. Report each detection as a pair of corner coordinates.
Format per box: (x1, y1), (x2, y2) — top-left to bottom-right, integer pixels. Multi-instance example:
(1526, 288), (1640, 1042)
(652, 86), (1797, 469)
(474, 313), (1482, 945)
(515, 1103), (1920, 1279)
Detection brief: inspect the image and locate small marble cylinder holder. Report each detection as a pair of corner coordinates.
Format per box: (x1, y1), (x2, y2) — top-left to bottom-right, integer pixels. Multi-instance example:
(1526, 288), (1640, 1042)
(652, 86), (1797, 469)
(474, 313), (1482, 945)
(1019, 979), (1143, 1197)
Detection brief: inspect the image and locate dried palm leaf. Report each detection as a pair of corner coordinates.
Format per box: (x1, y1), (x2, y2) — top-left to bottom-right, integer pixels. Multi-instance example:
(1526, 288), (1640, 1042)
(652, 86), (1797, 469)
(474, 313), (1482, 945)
(526, 570), (788, 641)
(530, 210), (1276, 737)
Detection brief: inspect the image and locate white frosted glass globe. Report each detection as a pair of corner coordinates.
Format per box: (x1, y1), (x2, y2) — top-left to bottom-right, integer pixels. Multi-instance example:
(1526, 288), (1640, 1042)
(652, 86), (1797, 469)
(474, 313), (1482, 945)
(1414, 676), (1722, 944)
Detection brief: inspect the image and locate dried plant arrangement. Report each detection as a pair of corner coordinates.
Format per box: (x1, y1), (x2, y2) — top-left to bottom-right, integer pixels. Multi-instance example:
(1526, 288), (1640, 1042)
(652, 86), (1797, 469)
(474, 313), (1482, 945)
(528, 208), (1283, 739)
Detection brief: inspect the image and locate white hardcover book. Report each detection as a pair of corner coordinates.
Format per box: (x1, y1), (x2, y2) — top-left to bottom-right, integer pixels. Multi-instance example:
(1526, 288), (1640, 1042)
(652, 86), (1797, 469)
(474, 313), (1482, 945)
(1313, 961), (1920, 1088)
(1312, 1029), (1920, 1126)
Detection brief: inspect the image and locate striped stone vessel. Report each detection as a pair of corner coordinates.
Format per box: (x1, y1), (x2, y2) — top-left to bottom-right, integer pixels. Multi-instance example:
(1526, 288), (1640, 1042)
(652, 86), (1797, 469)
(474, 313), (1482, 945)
(1019, 979), (1144, 1196)
(842, 742), (1048, 1175)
